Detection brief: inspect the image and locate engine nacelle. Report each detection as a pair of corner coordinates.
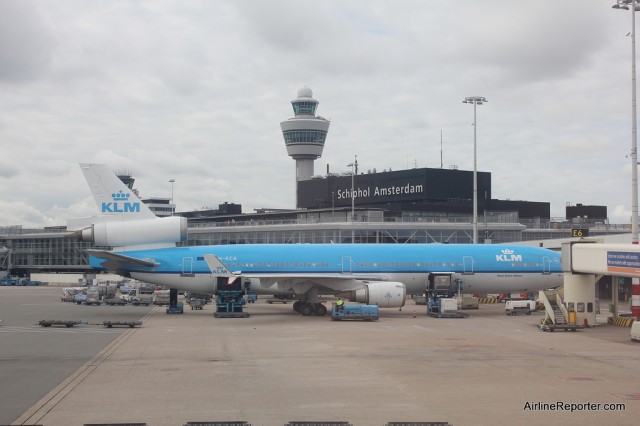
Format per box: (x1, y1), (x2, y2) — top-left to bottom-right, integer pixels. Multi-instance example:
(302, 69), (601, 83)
(348, 281), (406, 308)
(80, 216), (188, 247)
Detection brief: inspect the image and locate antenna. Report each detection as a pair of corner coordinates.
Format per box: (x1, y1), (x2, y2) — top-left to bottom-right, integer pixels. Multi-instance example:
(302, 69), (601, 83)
(440, 129), (443, 169)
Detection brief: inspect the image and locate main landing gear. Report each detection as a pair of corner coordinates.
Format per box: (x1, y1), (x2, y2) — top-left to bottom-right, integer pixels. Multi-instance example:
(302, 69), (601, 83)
(293, 300), (327, 316)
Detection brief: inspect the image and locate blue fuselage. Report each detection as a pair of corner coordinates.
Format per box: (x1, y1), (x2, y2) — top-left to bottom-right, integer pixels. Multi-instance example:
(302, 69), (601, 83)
(90, 243), (563, 295)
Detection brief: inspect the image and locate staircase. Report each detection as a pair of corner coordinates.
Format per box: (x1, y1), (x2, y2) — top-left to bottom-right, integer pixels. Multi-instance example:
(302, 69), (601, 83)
(540, 289), (568, 325)
(548, 297), (566, 325)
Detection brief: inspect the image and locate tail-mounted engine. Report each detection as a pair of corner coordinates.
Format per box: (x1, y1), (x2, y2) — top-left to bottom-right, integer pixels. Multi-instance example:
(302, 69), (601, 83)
(78, 216), (188, 247)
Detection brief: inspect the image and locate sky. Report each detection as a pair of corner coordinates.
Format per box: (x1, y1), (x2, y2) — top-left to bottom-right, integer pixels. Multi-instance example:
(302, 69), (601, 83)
(0, 0), (637, 227)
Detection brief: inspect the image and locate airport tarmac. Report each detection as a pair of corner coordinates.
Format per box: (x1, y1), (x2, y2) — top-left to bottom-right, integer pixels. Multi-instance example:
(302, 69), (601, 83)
(2, 286), (639, 426)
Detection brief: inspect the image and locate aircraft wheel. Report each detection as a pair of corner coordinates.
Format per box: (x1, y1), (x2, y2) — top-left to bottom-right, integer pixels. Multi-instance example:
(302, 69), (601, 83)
(300, 303), (314, 316)
(293, 300), (303, 313)
(313, 303), (327, 316)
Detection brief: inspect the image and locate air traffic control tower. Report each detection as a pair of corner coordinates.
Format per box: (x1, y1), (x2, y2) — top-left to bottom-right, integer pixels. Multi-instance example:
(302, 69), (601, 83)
(280, 86), (331, 183)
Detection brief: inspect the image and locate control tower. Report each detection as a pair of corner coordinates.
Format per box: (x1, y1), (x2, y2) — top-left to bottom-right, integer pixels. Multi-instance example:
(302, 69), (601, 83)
(280, 86), (331, 182)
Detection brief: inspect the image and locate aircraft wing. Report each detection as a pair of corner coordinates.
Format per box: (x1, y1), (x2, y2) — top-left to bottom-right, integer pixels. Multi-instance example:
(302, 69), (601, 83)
(85, 249), (160, 270)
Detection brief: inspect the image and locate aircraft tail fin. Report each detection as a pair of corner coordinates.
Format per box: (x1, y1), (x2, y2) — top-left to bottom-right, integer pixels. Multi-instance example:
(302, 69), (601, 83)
(80, 163), (156, 220)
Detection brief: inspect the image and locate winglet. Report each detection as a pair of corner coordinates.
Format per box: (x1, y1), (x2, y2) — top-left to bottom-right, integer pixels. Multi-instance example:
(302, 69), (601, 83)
(203, 254), (241, 284)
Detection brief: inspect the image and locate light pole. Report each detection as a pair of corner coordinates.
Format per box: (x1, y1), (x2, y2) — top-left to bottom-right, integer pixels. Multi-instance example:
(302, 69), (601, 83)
(613, 0), (640, 318)
(169, 178), (175, 206)
(331, 191), (335, 222)
(347, 156), (357, 221)
(463, 96), (487, 244)
(347, 155), (357, 243)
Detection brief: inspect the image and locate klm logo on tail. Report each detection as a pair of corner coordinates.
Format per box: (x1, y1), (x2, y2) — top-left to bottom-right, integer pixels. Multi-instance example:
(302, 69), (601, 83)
(101, 190), (141, 213)
(496, 248), (522, 262)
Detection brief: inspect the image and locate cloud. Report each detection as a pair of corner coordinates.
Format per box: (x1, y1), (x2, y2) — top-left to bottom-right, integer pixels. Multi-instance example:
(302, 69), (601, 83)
(0, 0), (53, 82)
(0, 0), (636, 228)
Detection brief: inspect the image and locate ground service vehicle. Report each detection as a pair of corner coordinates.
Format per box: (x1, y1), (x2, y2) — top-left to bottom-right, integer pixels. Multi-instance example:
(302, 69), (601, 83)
(631, 321), (640, 342)
(331, 304), (379, 321)
(505, 300), (535, 315)
(85, 287), (101, 305)
(459, 294), (479, 309)
(190, 298), (205, 310)
(74, 292), (87, 304)
(128, 289), (152, 306)
(153, 290), (170, 305)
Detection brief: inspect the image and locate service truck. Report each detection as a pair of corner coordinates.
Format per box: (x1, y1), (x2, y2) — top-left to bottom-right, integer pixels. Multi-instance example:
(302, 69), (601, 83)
(153, 290), (170, 306)
(505, 300), (535, 315)
(85, 287), (102, 305)
(128, 289), (152, 306)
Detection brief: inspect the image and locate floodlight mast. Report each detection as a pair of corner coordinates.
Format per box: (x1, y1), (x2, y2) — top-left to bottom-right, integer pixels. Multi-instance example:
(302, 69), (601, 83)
(612, 0), (640, 318)
(463, 96), (488, 244)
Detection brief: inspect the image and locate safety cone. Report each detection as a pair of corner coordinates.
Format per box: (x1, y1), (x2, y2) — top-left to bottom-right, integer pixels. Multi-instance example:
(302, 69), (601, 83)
(413, 310), (416, 318)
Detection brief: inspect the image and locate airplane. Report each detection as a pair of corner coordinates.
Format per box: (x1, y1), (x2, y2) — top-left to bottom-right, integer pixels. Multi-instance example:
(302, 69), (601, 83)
(74, 163), (564, 316)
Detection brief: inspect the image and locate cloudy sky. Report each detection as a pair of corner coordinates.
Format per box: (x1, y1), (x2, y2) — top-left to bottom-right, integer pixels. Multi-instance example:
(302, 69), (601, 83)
(0, 0), (637, 227)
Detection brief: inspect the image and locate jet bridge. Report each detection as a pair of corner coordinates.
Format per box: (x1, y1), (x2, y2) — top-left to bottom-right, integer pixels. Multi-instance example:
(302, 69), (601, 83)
(561, 241), (640, 326)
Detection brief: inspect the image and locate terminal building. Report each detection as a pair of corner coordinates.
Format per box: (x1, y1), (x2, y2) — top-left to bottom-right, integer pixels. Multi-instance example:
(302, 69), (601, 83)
(0, 86), (629, 297)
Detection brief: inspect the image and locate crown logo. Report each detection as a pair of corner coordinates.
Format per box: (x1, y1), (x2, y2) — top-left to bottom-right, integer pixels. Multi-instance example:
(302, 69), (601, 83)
(501, 249), (514, 255)
(111, 190), (130, 201)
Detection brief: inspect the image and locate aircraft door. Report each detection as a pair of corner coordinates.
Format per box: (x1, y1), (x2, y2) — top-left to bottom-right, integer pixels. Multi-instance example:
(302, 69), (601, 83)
(342, 256), (352, 274)
(182, 257), (194, 276)
(463, 256), (474, 275)
(543, 256), (551, 274)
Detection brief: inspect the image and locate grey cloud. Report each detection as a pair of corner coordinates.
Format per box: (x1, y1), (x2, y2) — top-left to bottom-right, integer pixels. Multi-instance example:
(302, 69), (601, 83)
(0, 0), (53, 82)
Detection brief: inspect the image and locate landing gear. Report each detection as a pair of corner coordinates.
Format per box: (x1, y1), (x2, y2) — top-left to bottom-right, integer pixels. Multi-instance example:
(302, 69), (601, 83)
(293, 300), (327, 316)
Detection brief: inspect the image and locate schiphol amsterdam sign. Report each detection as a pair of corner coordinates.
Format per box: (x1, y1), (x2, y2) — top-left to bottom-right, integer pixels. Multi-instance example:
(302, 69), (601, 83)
(607, 251), (640, 275)
(337, 182), (425, 201)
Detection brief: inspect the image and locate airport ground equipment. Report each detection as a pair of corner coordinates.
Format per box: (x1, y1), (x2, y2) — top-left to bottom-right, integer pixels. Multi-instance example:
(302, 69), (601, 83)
(15, 277), (41, 286)
(0, 275), (18, 285)
(85, 287), (102, 305)
(74, 292), (87, 304)
(330, 303), (379, 321)
(538, 322), (578, 332)
(212, 277), (249, 318)
(631, 321), (640, 342)
(189, 298), (205, 310)
(267, 298), (292, 304)
(247, 293), (257, 303)
(459, 294), (479, 309)
(414, 295), (427, 305)
(39, 320), (85, 328)
(214, 291), (249, 317)
(128, 288), (152, 306)
(427, 297), (469, 318)
(164, 288), (183, 314)
(425, 273), (467, 318)
(104, 297), (127, 306)
(267, 294), (295, 304)
(166, 301), (184, 314)
(102, 320), (142, 328)
(505, 300), (535, 315)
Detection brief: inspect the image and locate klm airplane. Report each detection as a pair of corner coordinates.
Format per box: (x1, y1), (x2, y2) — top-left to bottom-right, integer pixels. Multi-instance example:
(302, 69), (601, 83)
(73, 164), (563, 316)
